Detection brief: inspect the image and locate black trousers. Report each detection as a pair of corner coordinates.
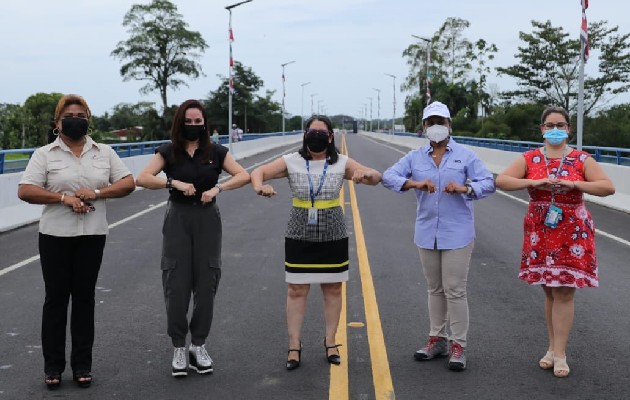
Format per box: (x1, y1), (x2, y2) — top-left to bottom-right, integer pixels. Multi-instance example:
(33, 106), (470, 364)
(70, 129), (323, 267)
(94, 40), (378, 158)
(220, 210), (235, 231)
(39, 233), (106, 375)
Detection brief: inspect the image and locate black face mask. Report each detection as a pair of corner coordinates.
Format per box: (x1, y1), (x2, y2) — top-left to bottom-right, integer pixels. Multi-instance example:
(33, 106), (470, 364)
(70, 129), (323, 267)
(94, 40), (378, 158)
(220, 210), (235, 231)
(305, 133), (329, 153)
(183, 125), (205, 141)
(61, 118), (89, 140)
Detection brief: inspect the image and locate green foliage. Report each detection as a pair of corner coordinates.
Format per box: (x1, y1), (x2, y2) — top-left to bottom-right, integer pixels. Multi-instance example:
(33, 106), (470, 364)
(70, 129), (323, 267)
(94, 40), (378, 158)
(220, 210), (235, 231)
(401, 18), (497, 133)
(204, 62), (282, 134)
(111, 0), (208, 116)
(23, 92), (64, 147)
(497, 20), (630, 115)
(0, 103), (23, 149)
(584, 104), (630, 147)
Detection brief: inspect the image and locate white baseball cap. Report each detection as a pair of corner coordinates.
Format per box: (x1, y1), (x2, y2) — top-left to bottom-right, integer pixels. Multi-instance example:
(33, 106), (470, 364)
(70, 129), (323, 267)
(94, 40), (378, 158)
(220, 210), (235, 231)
(422, 101), (451, 121)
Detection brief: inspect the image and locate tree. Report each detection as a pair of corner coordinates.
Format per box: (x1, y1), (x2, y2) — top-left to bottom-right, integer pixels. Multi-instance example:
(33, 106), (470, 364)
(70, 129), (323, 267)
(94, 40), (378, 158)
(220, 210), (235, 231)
(401, 18), (497, 133)
(22, 92), (63, 147)
(497, 20), (630, 115)
(0, 103), (22, 149)
(204, 62), (282, 134)
(111, 0), (208, 116)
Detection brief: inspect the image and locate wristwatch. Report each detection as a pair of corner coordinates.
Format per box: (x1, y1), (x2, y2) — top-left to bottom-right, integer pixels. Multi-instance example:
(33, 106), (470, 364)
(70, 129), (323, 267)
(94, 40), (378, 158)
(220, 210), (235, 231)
(94, 189), (101, 199)
(214, 183), (223, 192)
(465, 184), (473, 195)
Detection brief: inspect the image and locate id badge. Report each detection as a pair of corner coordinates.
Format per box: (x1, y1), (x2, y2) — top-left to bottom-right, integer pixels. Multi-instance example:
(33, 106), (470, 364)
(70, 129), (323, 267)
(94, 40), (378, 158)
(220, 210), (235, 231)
(307, 207), (318, 225)
(544, 204), (563, 228)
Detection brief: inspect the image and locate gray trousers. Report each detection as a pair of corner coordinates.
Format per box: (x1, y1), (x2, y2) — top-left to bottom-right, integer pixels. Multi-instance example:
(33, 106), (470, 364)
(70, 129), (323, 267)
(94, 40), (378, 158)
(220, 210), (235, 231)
(418, 242), (474, 347)
(161, 201), (222, 347)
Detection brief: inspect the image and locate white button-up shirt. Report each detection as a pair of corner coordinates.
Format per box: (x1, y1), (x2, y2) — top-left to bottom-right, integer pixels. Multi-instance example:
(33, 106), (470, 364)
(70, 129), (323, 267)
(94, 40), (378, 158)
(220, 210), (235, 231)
(19, 136), (131, 236)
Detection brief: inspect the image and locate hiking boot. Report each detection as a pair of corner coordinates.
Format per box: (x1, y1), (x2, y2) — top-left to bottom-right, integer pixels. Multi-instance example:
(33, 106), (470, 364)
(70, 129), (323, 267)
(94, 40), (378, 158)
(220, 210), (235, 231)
(414, 336), (449, 361)
(448, 342), (467, 371)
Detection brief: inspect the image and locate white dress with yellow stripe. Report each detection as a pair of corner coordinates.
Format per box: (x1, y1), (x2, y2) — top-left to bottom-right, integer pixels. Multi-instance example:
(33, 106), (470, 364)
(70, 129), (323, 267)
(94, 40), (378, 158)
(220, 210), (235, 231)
(283, 152), (348, 284)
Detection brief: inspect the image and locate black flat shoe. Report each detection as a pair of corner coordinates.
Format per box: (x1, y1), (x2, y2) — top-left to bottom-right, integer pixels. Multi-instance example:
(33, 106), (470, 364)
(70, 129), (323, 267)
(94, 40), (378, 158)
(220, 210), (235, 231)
(45, 374), (61, 390)
(324, 338), (342, 365)
(286, 342), (302, 370)
(73, 371), (92, 388)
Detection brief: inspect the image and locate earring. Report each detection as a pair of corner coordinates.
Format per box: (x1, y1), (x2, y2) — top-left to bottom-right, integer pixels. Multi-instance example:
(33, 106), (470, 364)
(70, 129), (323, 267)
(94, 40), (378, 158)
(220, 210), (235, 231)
(87, 127), (93, 136)
(52, 127), (60, 136)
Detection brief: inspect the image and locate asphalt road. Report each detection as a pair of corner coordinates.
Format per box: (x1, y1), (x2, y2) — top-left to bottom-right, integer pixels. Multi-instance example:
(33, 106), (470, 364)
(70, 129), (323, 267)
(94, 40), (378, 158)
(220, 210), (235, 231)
(1, 134), (629, 400)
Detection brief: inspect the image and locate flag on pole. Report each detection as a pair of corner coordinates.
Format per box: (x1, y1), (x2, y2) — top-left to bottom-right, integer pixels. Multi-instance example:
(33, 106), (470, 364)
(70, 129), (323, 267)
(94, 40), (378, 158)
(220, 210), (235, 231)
(229, 27), (235, 94)
(580, 0), (590, 62)
(282, 72), (286, 108)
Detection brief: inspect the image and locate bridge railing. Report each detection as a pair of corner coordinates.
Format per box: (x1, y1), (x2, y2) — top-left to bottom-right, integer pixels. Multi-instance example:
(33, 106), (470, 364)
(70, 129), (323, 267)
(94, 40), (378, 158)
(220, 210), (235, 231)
(0, 131), (301, 174)
(393, 132), (630, 166)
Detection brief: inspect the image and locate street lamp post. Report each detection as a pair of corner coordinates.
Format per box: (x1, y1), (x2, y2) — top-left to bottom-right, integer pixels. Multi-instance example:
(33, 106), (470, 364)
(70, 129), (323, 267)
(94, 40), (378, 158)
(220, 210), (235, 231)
(281, 60), (296, 134)
(412, 35), (431, 105)
(225, 0), (253, 153)
(317, 99), (323, 115)
(310, 93), (318, 115)
(367, 97), (373, 132)
(385, 73), (396, 134)
(373, 88), (380, 131)
(300, 82), (311, 131)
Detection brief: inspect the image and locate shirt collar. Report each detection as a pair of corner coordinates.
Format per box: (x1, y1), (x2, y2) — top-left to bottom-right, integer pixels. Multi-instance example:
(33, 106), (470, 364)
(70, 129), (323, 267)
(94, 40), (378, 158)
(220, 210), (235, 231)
(423, 136), (457, 155)
(46, 135), (100, 153)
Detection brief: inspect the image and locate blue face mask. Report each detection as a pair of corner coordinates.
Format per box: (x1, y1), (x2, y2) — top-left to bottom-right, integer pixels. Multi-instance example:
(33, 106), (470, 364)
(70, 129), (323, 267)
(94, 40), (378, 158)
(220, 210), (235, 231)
(543, 128), (568, 145)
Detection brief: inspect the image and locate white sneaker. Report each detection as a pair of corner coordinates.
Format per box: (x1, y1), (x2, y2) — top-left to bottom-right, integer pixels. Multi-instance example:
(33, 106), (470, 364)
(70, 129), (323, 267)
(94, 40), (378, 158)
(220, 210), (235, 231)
(172, 347), (188, 377)
(189, 344), (213, 374)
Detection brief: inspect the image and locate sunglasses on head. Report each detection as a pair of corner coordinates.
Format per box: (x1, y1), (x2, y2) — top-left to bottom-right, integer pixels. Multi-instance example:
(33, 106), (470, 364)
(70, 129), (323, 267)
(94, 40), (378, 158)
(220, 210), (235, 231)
(306, 129), (330, 135)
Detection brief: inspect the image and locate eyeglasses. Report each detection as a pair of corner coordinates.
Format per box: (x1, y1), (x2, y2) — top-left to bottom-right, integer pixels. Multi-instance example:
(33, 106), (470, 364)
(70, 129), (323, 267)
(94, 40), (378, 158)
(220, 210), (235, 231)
(542, 122), (569, 129)
(306, 129), (330, 135)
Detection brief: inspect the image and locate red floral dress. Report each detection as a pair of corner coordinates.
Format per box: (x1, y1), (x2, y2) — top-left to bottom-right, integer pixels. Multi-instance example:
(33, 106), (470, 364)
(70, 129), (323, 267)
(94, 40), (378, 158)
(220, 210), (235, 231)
(520, 148), (597, 288)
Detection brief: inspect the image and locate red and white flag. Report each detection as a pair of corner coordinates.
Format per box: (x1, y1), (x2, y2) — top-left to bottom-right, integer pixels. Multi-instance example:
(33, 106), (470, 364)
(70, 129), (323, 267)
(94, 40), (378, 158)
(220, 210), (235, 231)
(580, 0), (589, 62)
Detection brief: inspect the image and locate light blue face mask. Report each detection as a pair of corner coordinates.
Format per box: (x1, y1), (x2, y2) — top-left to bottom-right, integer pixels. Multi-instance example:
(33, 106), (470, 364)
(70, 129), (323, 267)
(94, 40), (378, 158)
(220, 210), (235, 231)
(543, 128), (568, 145)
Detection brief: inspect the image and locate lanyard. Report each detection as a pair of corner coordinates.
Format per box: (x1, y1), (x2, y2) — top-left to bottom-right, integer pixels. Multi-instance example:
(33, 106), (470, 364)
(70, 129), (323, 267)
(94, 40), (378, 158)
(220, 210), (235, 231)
(306, 159), (328, 207)
(542, 146), (568, 204)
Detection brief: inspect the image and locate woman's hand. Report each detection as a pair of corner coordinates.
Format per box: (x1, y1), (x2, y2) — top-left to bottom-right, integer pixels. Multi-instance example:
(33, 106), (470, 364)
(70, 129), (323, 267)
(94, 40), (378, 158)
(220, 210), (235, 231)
(352, 169), (372, 184)
(201, 187), (220, 204)
(74, 187), (98, 201)
(416, 179), (437, 193)
(63, 194), (92, 214)
(444, 182), (467, 194)
(548, 178), (577, 193)
(255, 184), (277, 198)
(173, 180), (196, 196)
(529, 178), (555, 191)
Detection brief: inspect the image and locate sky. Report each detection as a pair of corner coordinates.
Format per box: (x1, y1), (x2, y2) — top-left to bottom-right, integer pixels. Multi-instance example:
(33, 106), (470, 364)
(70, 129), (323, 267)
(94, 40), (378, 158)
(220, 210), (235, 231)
(1, 0), (629, 122)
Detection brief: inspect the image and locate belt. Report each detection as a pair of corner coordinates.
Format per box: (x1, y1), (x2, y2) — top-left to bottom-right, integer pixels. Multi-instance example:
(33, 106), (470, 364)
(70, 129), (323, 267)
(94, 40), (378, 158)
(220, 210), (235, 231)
(292, 198), (340, 209)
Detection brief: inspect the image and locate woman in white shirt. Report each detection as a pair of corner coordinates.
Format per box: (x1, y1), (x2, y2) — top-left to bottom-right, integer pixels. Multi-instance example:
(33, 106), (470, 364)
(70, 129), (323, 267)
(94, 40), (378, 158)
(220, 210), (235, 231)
(18, 94), (135, 390)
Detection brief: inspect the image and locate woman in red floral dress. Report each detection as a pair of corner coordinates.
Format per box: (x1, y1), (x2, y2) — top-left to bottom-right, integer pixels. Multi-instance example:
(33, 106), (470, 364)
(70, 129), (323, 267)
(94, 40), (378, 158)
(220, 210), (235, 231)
(496, 106), (615, 378)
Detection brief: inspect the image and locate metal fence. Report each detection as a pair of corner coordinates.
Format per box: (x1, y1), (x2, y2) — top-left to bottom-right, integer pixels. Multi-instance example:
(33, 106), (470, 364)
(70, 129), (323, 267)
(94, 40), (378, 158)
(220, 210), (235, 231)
(0, 131), (301, 174)
(3, 132), (629, 173)
(452, 136), (630, 166)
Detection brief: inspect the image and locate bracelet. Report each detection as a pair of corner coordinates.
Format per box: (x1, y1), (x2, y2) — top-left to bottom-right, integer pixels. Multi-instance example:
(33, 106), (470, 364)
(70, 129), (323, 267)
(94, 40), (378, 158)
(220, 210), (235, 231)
(215, 183), (223, 192)
(166, 177), (172, 189)
(60, 193), (65, 204)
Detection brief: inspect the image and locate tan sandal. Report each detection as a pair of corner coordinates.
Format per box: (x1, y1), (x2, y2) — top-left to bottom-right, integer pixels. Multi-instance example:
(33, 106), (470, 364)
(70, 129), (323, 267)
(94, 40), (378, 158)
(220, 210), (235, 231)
(539, 351), (554, 369)
(553, 356), (570, 377)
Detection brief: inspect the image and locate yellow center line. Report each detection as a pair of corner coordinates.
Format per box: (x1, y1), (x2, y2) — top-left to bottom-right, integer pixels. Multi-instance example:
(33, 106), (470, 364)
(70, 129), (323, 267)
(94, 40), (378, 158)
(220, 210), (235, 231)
(334, 134), (395, 400)
(330, 135), (349, 399)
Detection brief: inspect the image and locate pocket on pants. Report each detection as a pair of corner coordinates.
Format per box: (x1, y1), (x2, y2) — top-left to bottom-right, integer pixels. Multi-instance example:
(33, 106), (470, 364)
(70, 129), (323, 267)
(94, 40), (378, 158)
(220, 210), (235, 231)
(161, 257), (177, 271)
(161, 257), (177, 297)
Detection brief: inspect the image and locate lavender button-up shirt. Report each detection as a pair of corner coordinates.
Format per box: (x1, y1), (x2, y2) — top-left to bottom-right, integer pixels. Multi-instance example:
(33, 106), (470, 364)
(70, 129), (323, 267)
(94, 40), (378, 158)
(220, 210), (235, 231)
(382, 138), (495, 250)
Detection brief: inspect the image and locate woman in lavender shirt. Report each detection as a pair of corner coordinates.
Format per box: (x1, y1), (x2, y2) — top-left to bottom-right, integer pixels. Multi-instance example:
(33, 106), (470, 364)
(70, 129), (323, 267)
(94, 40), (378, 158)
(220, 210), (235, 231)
(382, 101), (495, 371)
